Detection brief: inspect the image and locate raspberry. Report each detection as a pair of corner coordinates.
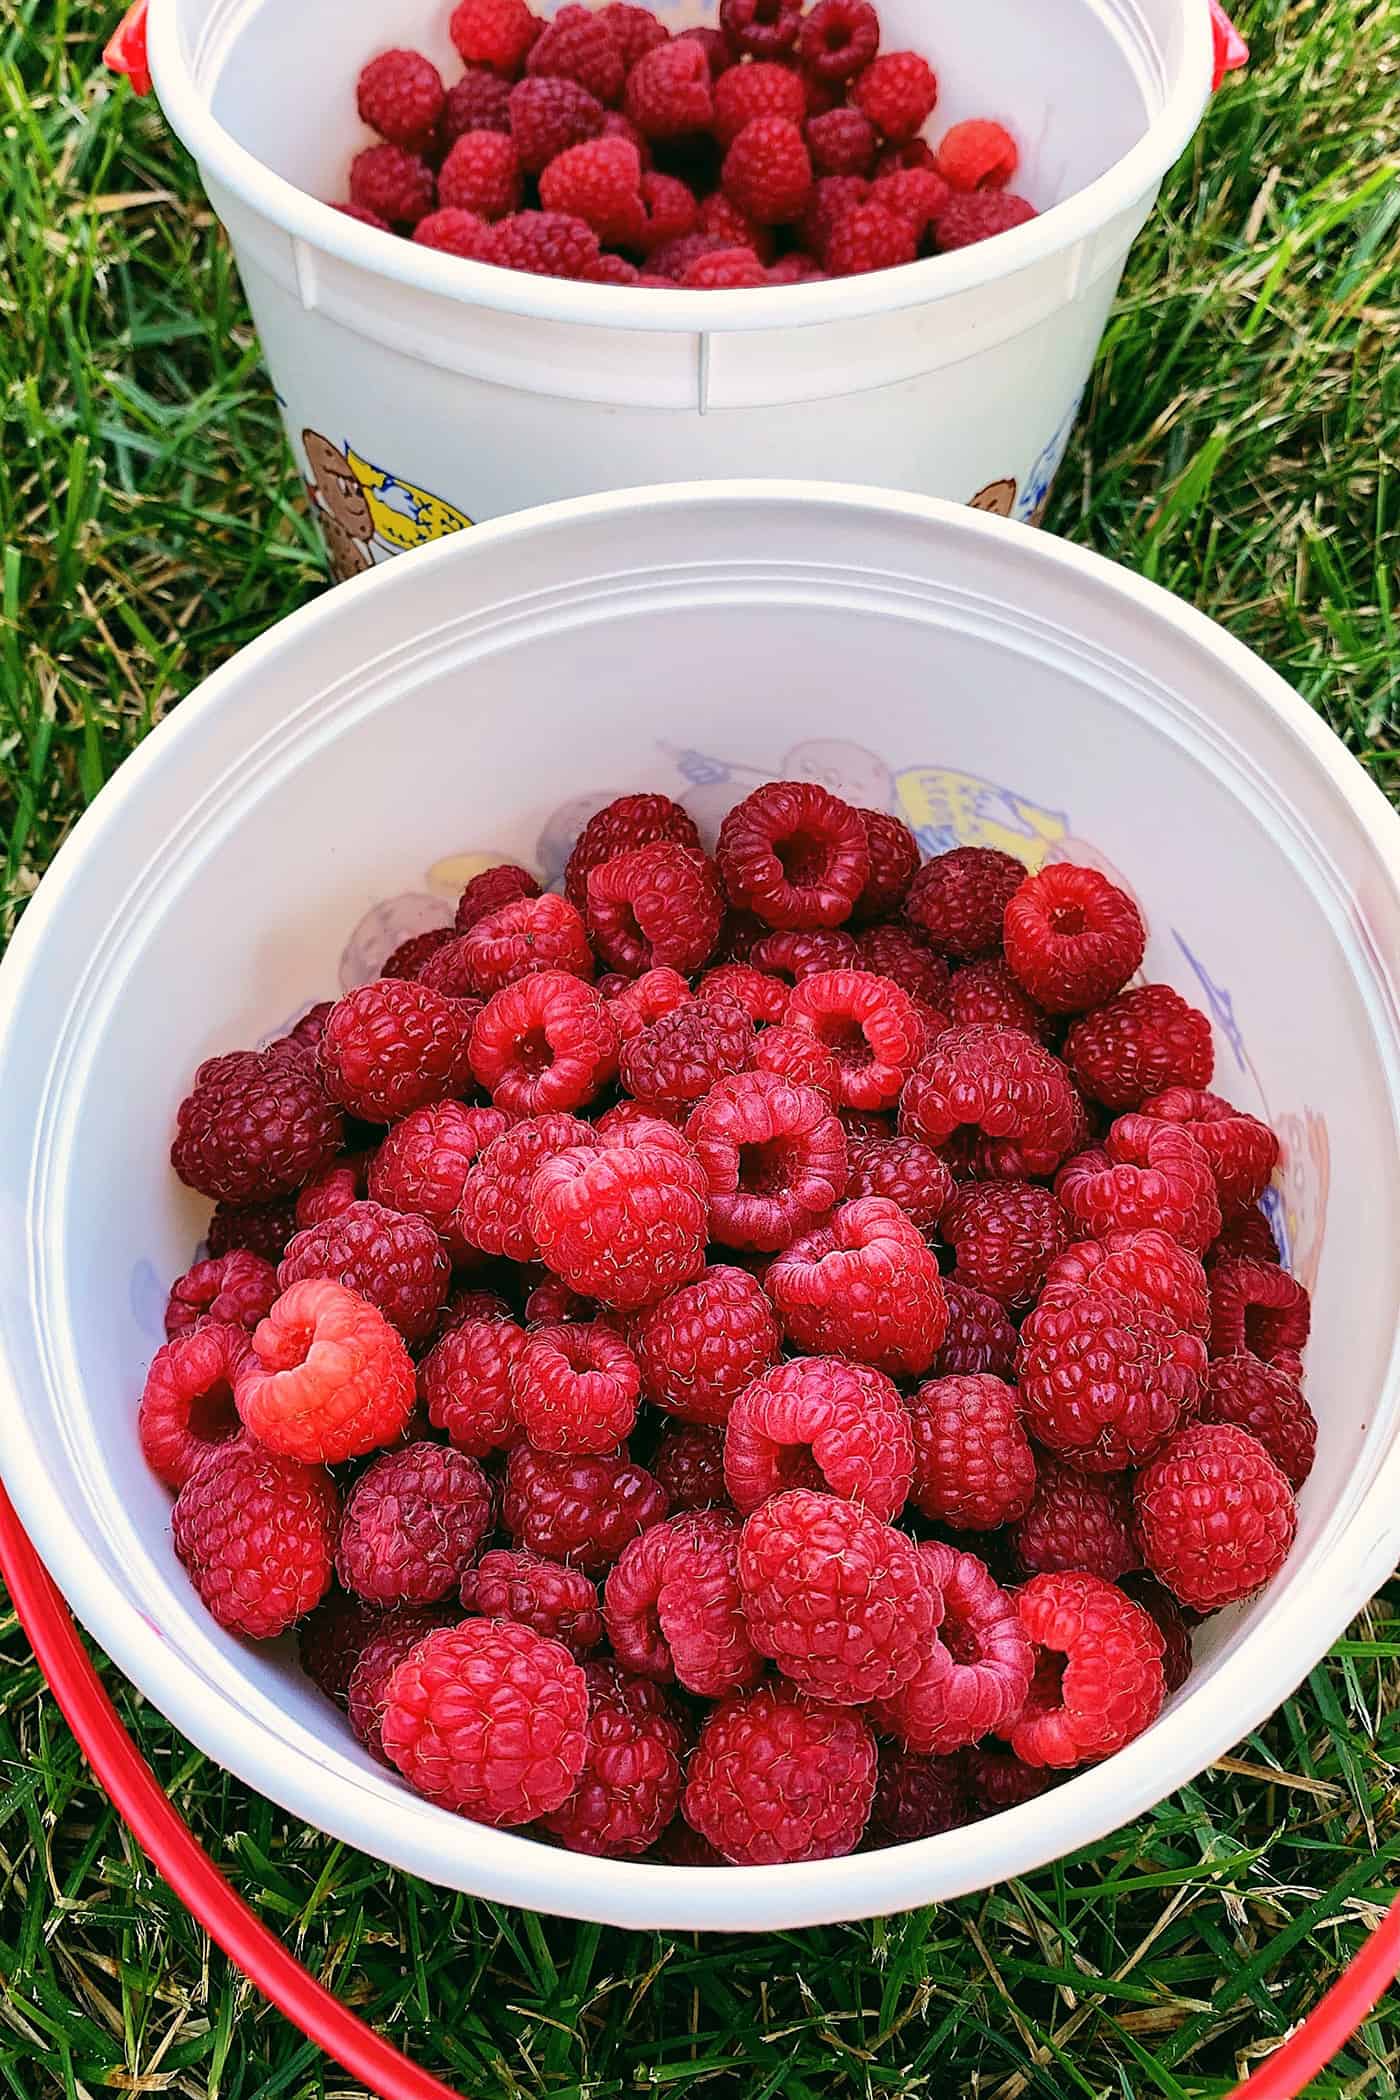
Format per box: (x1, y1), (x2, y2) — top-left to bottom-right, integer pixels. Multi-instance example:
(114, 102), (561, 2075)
(935, 118), (1018, 191)
(512, 1321), (640, 1453)
(908, 1373), (1035, 1531)
(336, 1442), (492, 1607)
(799, 173), (870, 260)
(652, 1422), (729, 1510)
(1004, 865), (1146, 1015)
(604, 966), (696, 1043)
(845, 817), (918, 927)
(800, 0), (880, 83)
(272, 1003), (335, 1057)
(504, 1444), (668, 1570)
(905, 848), (1022, 959)
(875, 136), (938, 175)
(618, 999), (749, 1110)
(164, 1250), (276, 1341)
(900, 1023), (1078, 1179)
(206, 1196), (299, 1264)
(357, 50), (447, 153)
(543, 1661), (685, 1856)
(1011, 1572), (1165, 1768)
(749, 928), (861, 983)
(298, 1590), (382, 1709)
(605, 3), (670, 68)
(334, 201), (392, 230)
(1044, 1228), (1211, 1338)
(1201, 1353), (1316, 1488)
(686, 1069), (848, 1251)
(845, 1134), (952, 1229)
(587, 841), (724, 976)
(316, 981), (475, 1123)
(457, 1112), (596, 1262)
(784, 969), (923, 1111)
(565, 793), (702, 910)
(1017, 1284), (1206, 1472)
(412, 207), (490, 257)
(470, 971), (618, 1114)
(698, 962), (789, 1024)
(683, 1682), (876, 1863)
(723, 1354), (913, 1519)
(172, 1048), (342, 1205)
(478, 208), (602, 279)
(825, 201), (916, 275)
(945, 958), (1051, 1039)
(718, 781), (869, 929)
(539, 137), (644, 244)
(454, 862), (541, 932)
(868, 166), (949, 238)
(464, 893), (593, 997)
(420, 1314), (525, 1455)
(1012, 1456), (1139, 1581)
(1136, 1088), (1280, 1214)
(236, 1278), (416, 1463)
(721, 0), (802, 58)
(139, 1322), (248, 1489)
(635, 170), (699, 252)
(1121, 1573), (1195, 1695)
(624, 38), (716, 139)
(713, 62), (806, 147)
(856, 923), (950, 1005)
(769, 1195), (945, 1375)
(1136, 1422), (1297, 1610)
(1215, 1203), (1281, 1264)
(382, 1619), (589, 1822)
(941, 1181), (1071, 1308)
(1208, 1253), (1310, 1366)
(1063, 984), (1214, 1110)
(527, 5), (626, 104)
(438, 129), (523, 219)
(1056, 1119), (1221, 1253)
(868, 1746), (966, 1843)
(508, 77), (607, 172)
(438, 1286), (514, 1331)
(803, 107), (877, 177)
(932, 1280), (1017, 1377)
(529, 1141), (708, 1309)
(682, 247), (769, 288)
(522, 1272), (597, 1323)
(852, 49), (937, 140)
(462, 1546), (603, 1654)
(935, 190), (1037, 248)
(368, 1102), (509, 1265)
(737, 1488), (939, 1703)
(874, 1542), (1032, 1755)
(277, 1201), (449, 1345)
(349, 144), (436, 224)
(408, 938), (481, 1006)
(449, 0), (541, 76)
(604, 1509), (759, 1694)
(172, 1439), (337, 1639)
(295, 1157), (368, 1229)
(347, 1606), (457, 1760)
(749, 1022), (841, 1098)
(630, 1263), (780, 1424)
(441, 67), (514, 142)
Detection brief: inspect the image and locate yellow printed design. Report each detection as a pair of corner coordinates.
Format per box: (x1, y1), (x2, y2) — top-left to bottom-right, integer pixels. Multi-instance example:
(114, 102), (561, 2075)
(302, 428), (472, 581)
(343, 446), (473, 551)
(894, 767), (1068, 869)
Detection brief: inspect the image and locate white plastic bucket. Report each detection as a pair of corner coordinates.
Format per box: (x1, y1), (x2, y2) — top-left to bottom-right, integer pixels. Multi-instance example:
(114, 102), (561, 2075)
(3, 482), (1398, 1932)
(141, 0), (1213, 566)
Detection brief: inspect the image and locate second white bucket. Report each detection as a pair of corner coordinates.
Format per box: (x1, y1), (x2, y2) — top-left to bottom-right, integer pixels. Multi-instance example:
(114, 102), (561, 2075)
(141, 0), (1215, 569)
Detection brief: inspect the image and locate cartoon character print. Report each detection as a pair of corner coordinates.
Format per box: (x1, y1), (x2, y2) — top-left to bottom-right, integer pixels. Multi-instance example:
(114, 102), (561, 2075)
(302, 429), (473, 582)
(967, 388), (1086, 530)
(969, 477), (1018, 519)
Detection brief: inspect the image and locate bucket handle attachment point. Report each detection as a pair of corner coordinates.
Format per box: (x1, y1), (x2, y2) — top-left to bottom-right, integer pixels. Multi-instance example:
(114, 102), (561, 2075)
(1209, 0), (1249, 89)
(105, 0), (152, 95)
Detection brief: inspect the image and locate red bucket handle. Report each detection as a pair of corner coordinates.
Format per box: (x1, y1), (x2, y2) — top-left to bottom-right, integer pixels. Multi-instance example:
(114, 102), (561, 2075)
(1209, 0), (1250, 88)
(0, 1480), (1394, 2100)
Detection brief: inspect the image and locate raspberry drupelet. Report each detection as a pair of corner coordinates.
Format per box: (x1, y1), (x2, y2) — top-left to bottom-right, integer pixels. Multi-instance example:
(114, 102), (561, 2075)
(723, 1354), (913, 1519)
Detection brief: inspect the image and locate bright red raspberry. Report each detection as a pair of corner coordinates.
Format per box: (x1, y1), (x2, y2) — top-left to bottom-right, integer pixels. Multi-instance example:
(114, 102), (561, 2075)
(723, 1354), (912, 1519)
(206, 1195), (299, 1264)
(529, 1141), (708, 1309)
(298, 1590), (382, 1709)
(805, 105), (877, 177)
(479, 207), (604, 278)
(945, 958), (1050, 1040)
(454, 863), (541, 933)
(635, 169), (699, 252)
(543, 1661), (685, 1856)
(941, 1182), (1071, 1308)
(697, 961), (789, 1024)
(1011, 1456), (1139, 1581)
(540, 136), (647, 244)
(412, 207), (490, 257)
(749, 1021), (842, 1098)
(527, 4), (626, 104)
(316, 981), (474, 1123)
(798, 172), (870, 260)
(604, 1509), (759, 1695)
(825, 200), (916, 275)
(462, 1546), (603, 1653)
(783, 968), (923, 1111)
(368, 1101), (509, 1264)
(932, 1280), (1017, 1377)
(508, 77), (607, 172)
(349, 143), (436, 223)
(295, 1156), (367, 1229)
(1063, 984), (1212, 1110)
(737, 1487), (939, 1703)
(172, 1438), (337, 1639)
(450, 0), (541, 75)
(164, 1250), (276, 1341)
(1121, 1573), (1195, 1695)
(564, 793), (702, 911)
(720, 0), (802, 58)
(346, 1606), (456, 1760)
(1043, 1227), (1211, 1338)
(512, 1321), (640, 1454)
(605, 965), (695, 1040)
(140, 1321), (248, 1489)
(869, 1745), (966, 1843)
(717, 781), (869, 929)
(652, 1422), (729, 1511)
(624, 37), (716, 139)
(749, 928), (861, 983)
(630, 1263), (780, 1425)
(1004, 864), (1146, 1015)
(868, 165), (949, 239)
(856, 922), (950, 1004)
(420, 1315), (525, 1455)
(457, 1112), (598, 1261)
(769, 1195), (946, 1376)
(845, 1134), (952, 1229)
(1201, 1353), (1316, 1488)
(1137, 1087), (1280, 1214)
(1208, 1253), (1310, 1366)
(935, 117), (1018, 191)
(1016, 1283), (1206, 1471)
(462, 893), (593, 996)
(686, 1069), (848, 1251)
(619, 997), (752, 1109)
(441, 66), (514, 142)
(683, 1681), (877, 1863)
(277, 1201), (449, 1345)
(908, 1373), (1035, 1530)
(336, 1442), (492, 1607)
(1136, 1422), (1297, 1609)
(936, 189), (1037, 248)
(504, 1444), (668, 1570)
(172, 1048), (342, 1205)
(875, 1541), (1032, 1755)
(900, 1023), (1077, 1179)
(587, 842), (724, 976)
(800, 0), (879, 81)
(711, 60), (805, 146)
(1010, 1572), (1164, 1768)
(852, 49), (937, 140)
(357, 49), (447, 151)
(1056, 1118), (1221, 1253)
(382, 1619), (589, 1823)
(470, 971), (618, 1115)
(235, 1278), (416, 1463)
(904, 847), (1023, 959)
(439, 129), (523, 218)
(605, 3), (670, 66)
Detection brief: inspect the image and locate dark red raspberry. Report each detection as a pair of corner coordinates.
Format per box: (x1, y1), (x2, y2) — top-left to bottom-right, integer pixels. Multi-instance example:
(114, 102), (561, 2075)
(587, 842), (724, 976)
(172, 1438), (337, 1639)
(1043, 1227), (1210, 1338)
(420, 1314), (525, 1455)
(868, 1746), (966, 1844)
(512, 1321), (640, 1454)
(347, 1606), (456, 1760)
(382, 1619), (589, 1823)
(936, 118), (1018, 191)
(875, 136), (939, 175)
(564, 793), (701, 911)
(529, 1141), (708, 1309)
(1136, 1087), (1280, 1214)
(1012, 1456), (1139, 1581)
(298, 1590), (381, 1709)
(905, 847), (1023, 959)
(317, 981), (475, 1123)
(604, 1509), (759, 1695)
(748, 928), (861, 983)
(439, 129), (523, 219)
(845, 1134), (952, 1229)
(271, 1003), (335, 1057)
(236, 1277), (416, 1464)
(471, 971), (618, 1114)
(683, 245), (772, 288)
(963, 1747), (1053, 1812)
(686, 1069), (848, 1251)
(457, 1112), (598, 1261)
(454, 863), (541, 933)
(900, 1023), (1077, 1179)
(462, 893), (593, 996)
(868, 166), (949, 239)
(1201, 1353), (1316, 1488)
(749, 1022), (842, 1098)
(508, 77), (607, 173)
(738, 1488), (939, 1704)
(619, 998), (751, 1110)
(1016, 1283), (1206, 1472)
(800, 0), (879, 82)
(932, 1280), (1017, 1377)
(206, 1195), (299, 1264)
(409, 937), (484, 1005)
(698, 961), (789, 1024)
(295, 1158), (367, 1227)
(852, 49), (937, 139)
(333, 201), (392, 230)
(441, 66), (513, 143)
(842, 1106), (894, 1137)
(605, 3), (670, 67)
(527, 5), (626, 104)
(462, 1546), (603, 1654)
(605, 965), (694, 1041)
(723, 1354), (912, 1519)
(935, 190), (1037, 248)
(478, 208), (602, 279)
(784, 968), (923, 1111)
(164, 1249), (276, 1341)
(172, 1048), (343, 1204)
(356, 50), (446, 152)
(368, 1101), (509, 1265)
(825, 201), (916, 275)
(769, 1195), (945, 1376)
(277, 1200), (449, 1345)
(846, 815), (918, 924)
(349, 143), (436, 224)
(1207, 1254), (1310, 1366)
(449, 0), (541, 75)
(1064, 983), (1213, 1110)
(941, 1182), (1071, 1308)
(804, 106), (877, 177)
(1136, 1422), (1297, 1610)
(630, 1263), (780, 1425)
(541, 136), (648, 244)
(712, 60), (806, 146)
(1215, 1203), (1281, 1264)
(412, 207), (490, 257)
(635, 169), (700, 253)
(684, 1681), (876, 1863)
(1056, 1118), (1221, 1253)
(874, 1541), (1032, 1755)
(856, 922), (950, 1004)
(945, 958), (1051, 1039)
(720, 0), (802, 59)
(140, 1322), (248, 1489)
(504, 1443), (668, 1570)
(625, 38), (716, 139)
(1121, 1573), (1195, 1695)
(652, 1422), (729, 1511)
(908, 1373), (1035, 1530)
(336, 1442), (492, 1607)
(717, 781), (869, 929)
(522, 1273), (598, 1323)
(1004, 864), (1146, 1015)
(543, 1661), (685, 1857)
(1011, 1572), (1165, 1768)
(798, 172), (870, 260)
(438, 1286), (514, 1331)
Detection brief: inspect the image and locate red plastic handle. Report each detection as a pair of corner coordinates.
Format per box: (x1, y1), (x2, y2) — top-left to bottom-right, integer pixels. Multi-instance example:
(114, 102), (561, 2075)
(105, 0), (151, 95)
(1209, 0), (1249, 89)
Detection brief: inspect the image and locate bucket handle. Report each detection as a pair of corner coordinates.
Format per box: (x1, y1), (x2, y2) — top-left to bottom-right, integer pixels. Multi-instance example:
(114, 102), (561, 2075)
(0, 1480), (1393, 2100)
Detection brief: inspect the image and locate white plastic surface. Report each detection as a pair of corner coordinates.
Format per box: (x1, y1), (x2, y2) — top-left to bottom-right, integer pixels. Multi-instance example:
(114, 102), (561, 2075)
(144, 0), (1211, 554)
(5, 484), (1398, 1932)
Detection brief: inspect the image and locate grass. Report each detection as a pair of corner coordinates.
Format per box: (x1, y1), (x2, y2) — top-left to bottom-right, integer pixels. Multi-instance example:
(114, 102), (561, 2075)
(1, 0), (1398, 2092)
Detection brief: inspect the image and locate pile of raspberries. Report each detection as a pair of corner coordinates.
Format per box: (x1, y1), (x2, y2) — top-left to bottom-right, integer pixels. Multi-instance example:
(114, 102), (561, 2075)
(147, 780), (1312, 1865)
(335, 0), (1038, 288)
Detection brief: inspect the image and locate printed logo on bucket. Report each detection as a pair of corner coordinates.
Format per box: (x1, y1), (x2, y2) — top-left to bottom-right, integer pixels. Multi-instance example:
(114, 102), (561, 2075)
(302, 430), (472, 580)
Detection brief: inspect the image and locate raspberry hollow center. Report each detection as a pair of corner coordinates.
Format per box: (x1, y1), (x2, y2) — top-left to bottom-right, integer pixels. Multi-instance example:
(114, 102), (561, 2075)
(737, 1137), (799, 1195)
(514, 1027), (555, 1079)
(188, 1379), (239, 1447)
(813, 1016), (872, 1069)
(1049, 905), (1086, 937)
(775, 831), (831, 887)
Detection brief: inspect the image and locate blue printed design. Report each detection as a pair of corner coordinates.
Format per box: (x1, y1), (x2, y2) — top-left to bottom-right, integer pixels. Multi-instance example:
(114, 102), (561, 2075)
(1015, 385), (1086, 525)
(1172, 930), (1250, 1074)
